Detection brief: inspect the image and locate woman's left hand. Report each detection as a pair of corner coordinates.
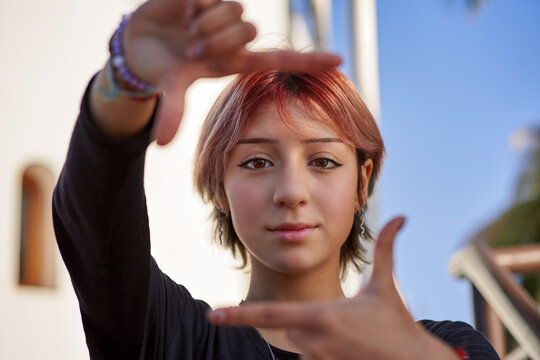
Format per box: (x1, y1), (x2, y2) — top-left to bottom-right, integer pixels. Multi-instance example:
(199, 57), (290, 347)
(208, 217), (459, 360)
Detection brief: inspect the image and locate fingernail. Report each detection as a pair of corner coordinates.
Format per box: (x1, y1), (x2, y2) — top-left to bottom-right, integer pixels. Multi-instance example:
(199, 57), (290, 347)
(397, 216), (406, 229)
(327, 54), (342, 67)
(209, 309), (227, 322)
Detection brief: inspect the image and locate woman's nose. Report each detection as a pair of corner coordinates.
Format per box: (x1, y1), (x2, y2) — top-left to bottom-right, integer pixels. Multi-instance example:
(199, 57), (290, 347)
(272, 165), (310, 209)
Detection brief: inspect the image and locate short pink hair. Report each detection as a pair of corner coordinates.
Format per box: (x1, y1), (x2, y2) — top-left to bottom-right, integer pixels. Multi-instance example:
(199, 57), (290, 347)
(194, 69), (385, 276)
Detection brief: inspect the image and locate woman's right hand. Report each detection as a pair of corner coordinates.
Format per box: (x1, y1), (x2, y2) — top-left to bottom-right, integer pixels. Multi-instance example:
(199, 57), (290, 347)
(114, 0), (341, 145)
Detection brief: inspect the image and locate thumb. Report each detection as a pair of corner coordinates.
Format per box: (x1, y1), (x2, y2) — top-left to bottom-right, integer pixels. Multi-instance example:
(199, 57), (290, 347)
(153, 80), (188, 146)
(367, 216), (405, 293)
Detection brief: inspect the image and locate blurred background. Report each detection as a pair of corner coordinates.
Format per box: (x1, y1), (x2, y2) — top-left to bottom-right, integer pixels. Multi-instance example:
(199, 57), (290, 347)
(1, 0), (538, 358)
(378, 0), (539, 321)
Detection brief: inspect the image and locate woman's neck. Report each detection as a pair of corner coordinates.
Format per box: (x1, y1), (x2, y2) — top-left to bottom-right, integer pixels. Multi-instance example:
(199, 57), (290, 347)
(243, 259), (347, 354)
(244, 261), (346, 303)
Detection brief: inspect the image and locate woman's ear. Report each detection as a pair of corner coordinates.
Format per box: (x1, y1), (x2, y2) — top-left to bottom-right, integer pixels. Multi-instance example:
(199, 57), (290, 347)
(215, 190), (230, 214)
(356, 158), (374, 209)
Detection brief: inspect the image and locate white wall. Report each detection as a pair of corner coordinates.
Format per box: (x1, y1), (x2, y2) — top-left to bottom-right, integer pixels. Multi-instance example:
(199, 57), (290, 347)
(0, 1), (288, 358)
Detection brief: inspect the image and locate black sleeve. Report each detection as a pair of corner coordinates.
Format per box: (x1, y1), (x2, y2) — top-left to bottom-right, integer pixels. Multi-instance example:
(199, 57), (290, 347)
(52, 78), (155, 358)
(419, 320), (501, 360)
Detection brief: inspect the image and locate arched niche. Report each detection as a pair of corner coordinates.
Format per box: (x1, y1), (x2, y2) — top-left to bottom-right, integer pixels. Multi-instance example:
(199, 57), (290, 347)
(18, 164), (56, 287)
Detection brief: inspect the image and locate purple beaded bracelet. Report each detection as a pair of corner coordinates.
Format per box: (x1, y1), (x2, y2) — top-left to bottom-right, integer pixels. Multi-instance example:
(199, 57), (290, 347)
(98, 13), (159, 101)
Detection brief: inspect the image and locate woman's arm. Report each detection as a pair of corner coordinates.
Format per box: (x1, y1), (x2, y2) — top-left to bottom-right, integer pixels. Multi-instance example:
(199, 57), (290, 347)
(53, 78), (155, 357)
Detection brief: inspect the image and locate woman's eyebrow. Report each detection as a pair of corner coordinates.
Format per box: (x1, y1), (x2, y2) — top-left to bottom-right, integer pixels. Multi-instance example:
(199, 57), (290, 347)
(237, 138), (278, 144)
(236, 137), (344, 145)
(302, 137), (344, 144)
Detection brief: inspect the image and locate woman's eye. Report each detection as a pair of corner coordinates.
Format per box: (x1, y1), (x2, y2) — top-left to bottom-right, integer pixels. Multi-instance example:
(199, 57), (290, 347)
(239, 158), (272, 170)
(309, 158), (342, 169)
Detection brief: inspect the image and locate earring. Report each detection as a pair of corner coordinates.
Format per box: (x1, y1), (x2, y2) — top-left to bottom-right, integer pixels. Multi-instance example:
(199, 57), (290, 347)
(216, 208), (230, 245)
(355, 209), (366, 238)
(218, 217), (224, 245)
(216, 208), (224, 245)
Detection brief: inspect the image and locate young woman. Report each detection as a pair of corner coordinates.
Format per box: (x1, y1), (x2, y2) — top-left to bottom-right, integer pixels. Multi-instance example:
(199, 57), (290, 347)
(53, 0), (499, 358)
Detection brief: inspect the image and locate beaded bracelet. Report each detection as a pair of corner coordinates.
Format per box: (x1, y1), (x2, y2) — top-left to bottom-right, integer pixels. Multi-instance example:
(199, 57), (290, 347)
(98, 58), (159, 102)
(98, 14), (160, 102)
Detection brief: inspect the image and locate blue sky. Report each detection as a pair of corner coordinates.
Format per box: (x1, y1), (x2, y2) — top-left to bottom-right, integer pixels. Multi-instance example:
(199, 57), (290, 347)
(374, 1), (540, 322)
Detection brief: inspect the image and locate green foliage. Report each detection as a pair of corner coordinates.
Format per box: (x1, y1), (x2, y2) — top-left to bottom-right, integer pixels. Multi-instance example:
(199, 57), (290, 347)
(485, 198), (540, 247)
(483, 128), (540, 303)
(488, 131), (540, 247)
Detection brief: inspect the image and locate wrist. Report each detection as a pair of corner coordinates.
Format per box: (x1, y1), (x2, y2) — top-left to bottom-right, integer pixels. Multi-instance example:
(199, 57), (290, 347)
(90, 68), (157, 139)
(98, 13), (160, 103)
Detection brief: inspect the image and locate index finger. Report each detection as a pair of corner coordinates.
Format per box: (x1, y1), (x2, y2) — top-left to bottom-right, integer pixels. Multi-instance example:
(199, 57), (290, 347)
(208, 302), (321, 329)
(231, 50), (342, 74)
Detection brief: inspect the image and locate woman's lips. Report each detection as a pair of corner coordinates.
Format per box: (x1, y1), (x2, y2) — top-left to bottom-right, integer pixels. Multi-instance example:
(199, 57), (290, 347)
(269, 224), (316, 242)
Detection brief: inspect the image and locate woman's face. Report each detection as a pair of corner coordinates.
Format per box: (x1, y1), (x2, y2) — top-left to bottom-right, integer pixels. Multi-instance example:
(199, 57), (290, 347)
(223, 102), (371, 276)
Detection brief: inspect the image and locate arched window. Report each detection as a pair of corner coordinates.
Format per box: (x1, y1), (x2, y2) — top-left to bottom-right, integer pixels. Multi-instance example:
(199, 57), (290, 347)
(19, 164), (55, 287)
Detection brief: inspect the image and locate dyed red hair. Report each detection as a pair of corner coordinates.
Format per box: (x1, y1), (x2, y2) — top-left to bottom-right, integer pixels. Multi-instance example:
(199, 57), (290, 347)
(194, 69), (384, 276)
